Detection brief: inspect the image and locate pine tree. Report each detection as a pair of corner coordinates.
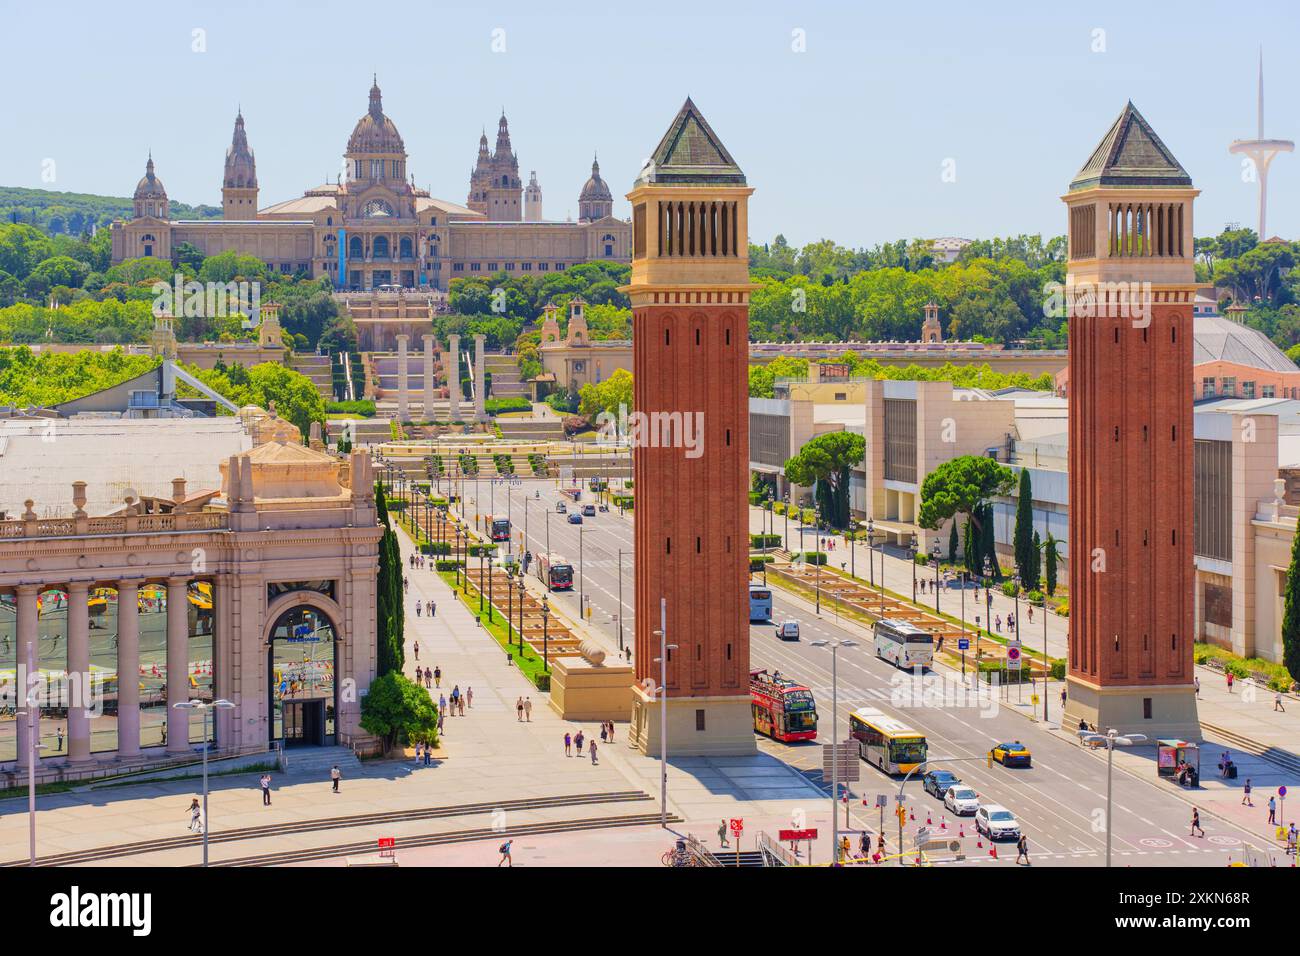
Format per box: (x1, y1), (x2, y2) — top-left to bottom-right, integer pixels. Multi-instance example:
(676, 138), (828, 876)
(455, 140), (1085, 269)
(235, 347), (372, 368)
(1281, 524), (1300, 684)
(1013, 468), (1034, 585)
(1044, 532), (1058, 596)
(948, 521), (958, 564)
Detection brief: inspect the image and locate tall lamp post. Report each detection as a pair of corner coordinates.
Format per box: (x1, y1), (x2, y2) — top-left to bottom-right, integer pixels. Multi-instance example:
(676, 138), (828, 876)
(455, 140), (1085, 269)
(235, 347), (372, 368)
(783, 494), (790, 552)
(517, 574), (526, 653)
(616, 548), (628, 653)
(505, 564), (514, 644)
(540, 597), (551, 672)
(930, 541), (942, 613)
(652, 598), (679, 830)
(172, 698), (236, 867)
(909, 532), (919, 604)
(1077, 729), (1147, 867)
(809, 639), (857, 864)
(16, 691), (45, 867)
(982, 553), (994, 637)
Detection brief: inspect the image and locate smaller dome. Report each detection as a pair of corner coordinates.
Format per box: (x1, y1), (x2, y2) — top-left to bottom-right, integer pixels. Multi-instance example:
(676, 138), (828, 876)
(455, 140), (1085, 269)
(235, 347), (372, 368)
(579, 157), (612, 203)
(134, 156), (167, 200)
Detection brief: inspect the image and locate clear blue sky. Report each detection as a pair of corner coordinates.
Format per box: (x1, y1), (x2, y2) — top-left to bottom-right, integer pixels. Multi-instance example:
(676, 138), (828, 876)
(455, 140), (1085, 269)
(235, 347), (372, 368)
(3, 0), (1296, 246)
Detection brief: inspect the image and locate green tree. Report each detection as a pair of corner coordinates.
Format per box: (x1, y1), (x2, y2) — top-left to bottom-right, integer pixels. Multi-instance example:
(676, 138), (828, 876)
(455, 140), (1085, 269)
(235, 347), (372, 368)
(1043, 532), (1059, 597)
(978, 503), (1001, 580)
(783, 431), (866, 528)
(1281, 525), (1300, 684)
(359, 671), (438, 752)
(373, 483), (406, 677)
(577, 368), (633, 420)
(1013, 468), (1035, 585)
(918, 456), (1015, 567)
(948, 521), (958, 564)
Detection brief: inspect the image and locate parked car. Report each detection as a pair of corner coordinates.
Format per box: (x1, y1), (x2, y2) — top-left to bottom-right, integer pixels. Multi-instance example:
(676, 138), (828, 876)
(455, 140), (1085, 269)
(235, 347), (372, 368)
(944, 786), (980, 816)
(922, 769), (962, 798)
(582, 504), (596, 517)
(776, 620), (800, 641)
(990, 741), (1032, 767)
(568, 512), (583, 524)
(975, 804), (1021, 840)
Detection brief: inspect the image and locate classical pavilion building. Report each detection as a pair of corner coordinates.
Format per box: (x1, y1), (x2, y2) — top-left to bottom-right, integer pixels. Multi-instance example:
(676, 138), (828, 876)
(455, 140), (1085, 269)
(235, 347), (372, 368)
(110, 78), (630, 293)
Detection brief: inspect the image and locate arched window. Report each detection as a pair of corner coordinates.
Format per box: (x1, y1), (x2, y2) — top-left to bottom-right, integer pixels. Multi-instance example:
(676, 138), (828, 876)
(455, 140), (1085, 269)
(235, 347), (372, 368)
(268, 605), (338, 747)
(373, 236), (390, 259)
(399, 237), (413, 259)
(348, 236), (363, 259)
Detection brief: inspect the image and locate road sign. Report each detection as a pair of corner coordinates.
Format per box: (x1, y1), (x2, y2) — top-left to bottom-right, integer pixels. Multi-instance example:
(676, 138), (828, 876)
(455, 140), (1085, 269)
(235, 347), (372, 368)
(915, 826), (930, 844)
(378, 837), (395, 858)
(779, 828), (819, 842)
(1006, 641), (1022, 669)
(821, 742), (860, 783)
(729, 818), (744, 836)
(1280, 786), (1288, 798)
(876, 795), (888, 808)
(957, 638), (970, 651)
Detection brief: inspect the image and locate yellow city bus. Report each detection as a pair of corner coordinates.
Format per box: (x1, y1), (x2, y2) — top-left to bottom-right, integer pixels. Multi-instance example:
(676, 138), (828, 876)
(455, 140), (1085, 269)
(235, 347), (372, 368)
(849, 707), (928, 775)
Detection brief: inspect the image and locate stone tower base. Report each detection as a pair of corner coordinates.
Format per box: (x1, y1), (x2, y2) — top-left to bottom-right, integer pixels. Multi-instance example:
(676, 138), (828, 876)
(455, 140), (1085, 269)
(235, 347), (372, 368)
(1063, 676), (1201, 742)
(629, 685), (756, 757)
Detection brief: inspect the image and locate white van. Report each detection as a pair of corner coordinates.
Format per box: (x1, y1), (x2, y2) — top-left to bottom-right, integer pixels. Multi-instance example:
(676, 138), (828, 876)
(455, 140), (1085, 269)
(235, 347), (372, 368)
(777, 620), (800, 641)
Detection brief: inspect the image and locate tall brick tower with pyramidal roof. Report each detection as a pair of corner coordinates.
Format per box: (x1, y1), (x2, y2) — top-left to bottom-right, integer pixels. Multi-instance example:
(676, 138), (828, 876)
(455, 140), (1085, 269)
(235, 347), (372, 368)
(622, 99), (757, 756)
(1061, 102), (1201, 739)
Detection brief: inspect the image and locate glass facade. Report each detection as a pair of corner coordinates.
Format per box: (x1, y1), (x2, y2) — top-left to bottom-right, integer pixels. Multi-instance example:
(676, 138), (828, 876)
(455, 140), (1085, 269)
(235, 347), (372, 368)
(268, 606), (338, 747)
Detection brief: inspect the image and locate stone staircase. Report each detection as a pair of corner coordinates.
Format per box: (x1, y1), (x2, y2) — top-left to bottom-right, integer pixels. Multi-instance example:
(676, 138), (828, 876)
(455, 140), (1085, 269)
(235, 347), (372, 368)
(279, 744), (362, 778)
(496, 417), (566, 442)
(289, 353), (335, 401)
(484, 354), (528, 398)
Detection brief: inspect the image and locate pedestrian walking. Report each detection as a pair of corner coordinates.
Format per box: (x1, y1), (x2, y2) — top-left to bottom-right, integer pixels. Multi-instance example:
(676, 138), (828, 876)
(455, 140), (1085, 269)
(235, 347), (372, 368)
(607, 720), (615, 743)
(524, 697), (533, 722)
(1060, 687), (1067, 708)
(589, 739), (598, 764)
(416, 603), (422, 618)
(1276, 692), (1286, 713)
(877, 832), (886, 857)
(1016, 834), (1030, 865)
(56, 726), (64, 752)
(413, 641), (420, 661)
(260, 773), (272, 806)
(458, 696), (465, 716)
(466, 687), (473, 708)
(1190, 807), (1204, 837)
(516, 697), (524, 721)
(1242, 779), (1253, 806)
(424, 671), (432, 690)
(415, 665), (423, 685)
(600, 723), (608, 743)
(1268, 795), (1278, 825)
(498, 839), (513, 867)
(1194, 675), (1200, 698)
(438, 711), (445, 735)
(433, 666), (441, 687)
(415, 741), (423, 763)
(431, 601), (437, 618)
(718, 819), (729, 848)
(858, 831), (870, 860)
(575, 730), (584, 753)
(424, 743), (432, 766)
(439, 693), (447, 714)
(564, 732), (572, 756)
(1027, 605), (1033, 623)
(330, 765), (341, 793)
(187, 798), (203, 832)
(1227, 672), (1235, 694)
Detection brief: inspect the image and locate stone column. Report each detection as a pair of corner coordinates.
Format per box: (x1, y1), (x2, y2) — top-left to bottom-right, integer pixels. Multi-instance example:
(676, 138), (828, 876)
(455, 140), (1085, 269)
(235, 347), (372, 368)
(395, 334), (410, 424)
(422, 334), (436, 420)
(66, 582), (92, 762)
(473, 333), (487, 422)
(15, 585), (39, 769)
(165, 577), (189, 753)
(448, 333), (462, 422)
(116, 581), (141, 758)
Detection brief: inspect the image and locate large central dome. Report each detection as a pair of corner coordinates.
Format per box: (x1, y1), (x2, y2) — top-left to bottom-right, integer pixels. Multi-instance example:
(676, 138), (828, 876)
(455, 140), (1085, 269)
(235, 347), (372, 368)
(347, 77), (405, 155)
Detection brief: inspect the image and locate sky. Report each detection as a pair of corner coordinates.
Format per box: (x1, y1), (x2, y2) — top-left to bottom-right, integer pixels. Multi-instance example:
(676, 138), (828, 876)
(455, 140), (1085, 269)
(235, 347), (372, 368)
(2, 0), (1297, 247)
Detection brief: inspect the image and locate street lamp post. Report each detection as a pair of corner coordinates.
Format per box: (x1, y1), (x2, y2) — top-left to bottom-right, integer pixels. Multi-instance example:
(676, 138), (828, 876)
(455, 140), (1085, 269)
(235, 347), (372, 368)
(1078, 729), (1147, 867)
(810, 639), (857, 864)
(506, 564), (514, 644)
(866, 518), (875, 588)
(652, 598), (679, 830)
(172, 698), (235, 867)
(930, 540), (941, 613)
(783, 494), (790, 552)
(909, 532), (919, 605)
(518, 574), (526, 653)
(813, 505), (822, 616)
(541, 597), (550, 672)
(16, 688), (45, 867)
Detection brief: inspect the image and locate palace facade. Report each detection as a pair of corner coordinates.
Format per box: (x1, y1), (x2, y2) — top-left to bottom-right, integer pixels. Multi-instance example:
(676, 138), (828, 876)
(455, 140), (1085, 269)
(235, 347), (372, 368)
(110, 79), (631, 293)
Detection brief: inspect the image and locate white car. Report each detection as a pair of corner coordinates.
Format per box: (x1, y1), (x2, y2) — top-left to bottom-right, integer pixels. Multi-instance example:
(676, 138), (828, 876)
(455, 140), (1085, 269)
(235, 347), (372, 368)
(975, 804), (1021, 840)
(944, 786), (980, 816)
(777, 620), (800, 640)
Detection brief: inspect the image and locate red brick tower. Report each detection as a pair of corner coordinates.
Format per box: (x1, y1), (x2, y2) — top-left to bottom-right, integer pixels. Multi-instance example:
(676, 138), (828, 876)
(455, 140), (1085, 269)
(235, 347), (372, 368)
(1062, 103), (1201, 737)
(623, 99), (756, 755)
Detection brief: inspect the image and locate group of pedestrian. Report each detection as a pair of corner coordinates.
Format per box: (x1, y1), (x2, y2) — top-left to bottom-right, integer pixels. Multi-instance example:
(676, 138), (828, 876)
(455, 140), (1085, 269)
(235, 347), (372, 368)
(562, 728), (601, 764)
(414, 599), (436, 618)
(409, 553), (429, 571)
(516, 696), (533, 721)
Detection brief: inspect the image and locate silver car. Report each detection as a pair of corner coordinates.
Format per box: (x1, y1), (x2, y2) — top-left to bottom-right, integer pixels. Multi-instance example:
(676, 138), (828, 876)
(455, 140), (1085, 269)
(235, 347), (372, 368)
(975, 804), (1021, 840)
(944, 786), (980, 816)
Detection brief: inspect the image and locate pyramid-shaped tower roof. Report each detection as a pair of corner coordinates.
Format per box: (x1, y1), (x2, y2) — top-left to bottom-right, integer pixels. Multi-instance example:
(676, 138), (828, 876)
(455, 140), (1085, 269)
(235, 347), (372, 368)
(639, 97), (746, 186)
(1070, 101), (1192, 191)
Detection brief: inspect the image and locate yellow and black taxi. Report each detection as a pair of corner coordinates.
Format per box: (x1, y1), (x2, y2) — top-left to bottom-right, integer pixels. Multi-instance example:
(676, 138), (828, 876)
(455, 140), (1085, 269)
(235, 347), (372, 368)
(990, 740), (1032, 767)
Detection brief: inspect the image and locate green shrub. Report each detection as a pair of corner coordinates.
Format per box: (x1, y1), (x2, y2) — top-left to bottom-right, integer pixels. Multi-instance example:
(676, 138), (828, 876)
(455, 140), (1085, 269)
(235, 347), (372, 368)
(467, 543), (498, 557)
(434, 559), (463, 571)
(914, 553), (930, 566)
(1000, 581), (1019, 597)
(612, 494), (634, 509)
(1057, 602), (1069, 617)
(326, 399), (377, 417)
(485, 396), (531, 415)
(1049, 660), (1066, 680)
(747, 491), (764, 505)
(796, 551), (827, 565)
(750, 533), (781, 548)
(1026, 589), (1044, 604)
(419, 541), (452, 556)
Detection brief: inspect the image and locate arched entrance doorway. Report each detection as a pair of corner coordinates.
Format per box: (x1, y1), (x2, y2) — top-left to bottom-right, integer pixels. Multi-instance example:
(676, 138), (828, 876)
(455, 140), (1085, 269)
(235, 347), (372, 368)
(267, 606), (338, 748)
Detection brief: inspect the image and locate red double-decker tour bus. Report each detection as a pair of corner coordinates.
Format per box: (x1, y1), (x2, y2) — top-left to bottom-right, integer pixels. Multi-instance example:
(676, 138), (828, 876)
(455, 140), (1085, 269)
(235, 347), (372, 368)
(750, 669), (818, 742)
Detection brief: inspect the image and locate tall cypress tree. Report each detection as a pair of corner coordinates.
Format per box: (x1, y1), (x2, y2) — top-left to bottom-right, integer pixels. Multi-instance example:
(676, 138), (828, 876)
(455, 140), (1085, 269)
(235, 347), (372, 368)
(963, 517), (975, 575)
(1013, 468), (1034, 585)
(374, 483), (406, 677)
(1028, 530), (1042, 591)
(1281, 525), (1300, 684)
(980, 503), (1001, 580)
(948, 521), (958, 564)
(1044, 532), (1058, 596)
